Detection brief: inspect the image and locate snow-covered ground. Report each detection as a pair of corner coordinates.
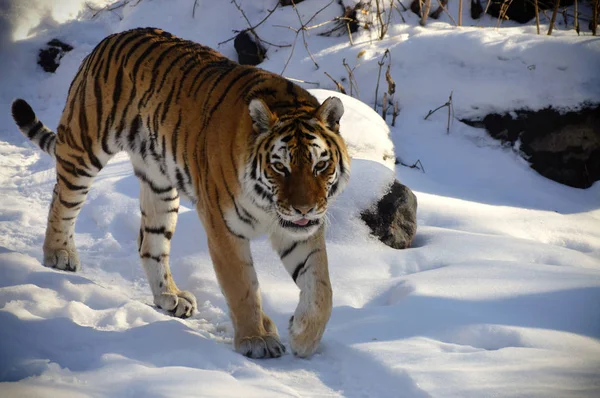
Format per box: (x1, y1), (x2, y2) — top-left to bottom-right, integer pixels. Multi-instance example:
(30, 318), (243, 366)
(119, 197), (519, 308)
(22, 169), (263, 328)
(1, 1), (600, 397)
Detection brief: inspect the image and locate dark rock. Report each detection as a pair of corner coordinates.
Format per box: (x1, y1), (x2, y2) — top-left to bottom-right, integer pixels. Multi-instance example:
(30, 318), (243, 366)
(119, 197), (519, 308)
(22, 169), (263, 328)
(462, 105), (600, 189)
(473, 0), (574, 24)
(38, 39), (73, 73)
(234, 31), (266, 66)
(280, 0), (305, 5)
(361, 180), (418, 250)
(471, 0), (484, 19)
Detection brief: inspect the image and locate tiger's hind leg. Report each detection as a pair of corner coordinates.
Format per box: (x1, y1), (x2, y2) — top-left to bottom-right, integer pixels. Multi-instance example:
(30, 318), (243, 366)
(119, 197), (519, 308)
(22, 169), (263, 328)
(136, 172), (197, 318)
(43, 137), (105, 271)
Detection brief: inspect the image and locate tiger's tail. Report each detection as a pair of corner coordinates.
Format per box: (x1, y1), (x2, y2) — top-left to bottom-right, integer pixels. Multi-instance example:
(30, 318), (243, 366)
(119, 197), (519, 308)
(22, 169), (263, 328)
(11, 99), (56, 159)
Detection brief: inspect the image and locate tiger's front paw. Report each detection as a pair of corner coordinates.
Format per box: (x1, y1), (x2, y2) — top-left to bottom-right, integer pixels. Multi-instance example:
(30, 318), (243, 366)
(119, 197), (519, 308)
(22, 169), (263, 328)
(288, 313), (328, 358)
(237, 335), (286, 359)
(154, 290), (197, 318)
(43, 248), (80, 272)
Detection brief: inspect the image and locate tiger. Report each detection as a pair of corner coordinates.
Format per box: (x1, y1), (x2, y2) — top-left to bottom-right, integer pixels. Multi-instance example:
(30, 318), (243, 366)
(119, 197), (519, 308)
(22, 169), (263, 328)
(11, 27), (351, 359)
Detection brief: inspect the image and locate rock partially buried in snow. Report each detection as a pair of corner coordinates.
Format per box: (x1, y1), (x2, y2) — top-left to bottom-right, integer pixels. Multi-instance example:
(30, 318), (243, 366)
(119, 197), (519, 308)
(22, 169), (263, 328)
(309, 89), (417, 249)
(360, 180), (418, 249)
(38, 39), (73, 73)
(234, 31), (266, 66)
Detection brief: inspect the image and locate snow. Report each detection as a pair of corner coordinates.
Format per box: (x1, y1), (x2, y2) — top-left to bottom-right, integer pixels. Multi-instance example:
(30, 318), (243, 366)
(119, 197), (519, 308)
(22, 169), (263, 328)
(1, 0), (600, 397)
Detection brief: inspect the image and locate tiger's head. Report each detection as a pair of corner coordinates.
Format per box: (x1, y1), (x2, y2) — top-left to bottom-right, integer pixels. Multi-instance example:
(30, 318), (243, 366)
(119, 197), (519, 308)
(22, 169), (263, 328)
(247, 96), (351, 238)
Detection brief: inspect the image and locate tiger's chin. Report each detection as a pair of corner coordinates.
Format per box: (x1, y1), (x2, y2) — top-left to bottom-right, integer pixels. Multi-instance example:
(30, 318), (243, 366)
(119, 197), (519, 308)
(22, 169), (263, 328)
(277, 216), (322, 238)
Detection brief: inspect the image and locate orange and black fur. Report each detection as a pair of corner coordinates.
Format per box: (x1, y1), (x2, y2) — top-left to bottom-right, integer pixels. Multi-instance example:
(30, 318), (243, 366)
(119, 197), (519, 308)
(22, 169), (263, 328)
(11, 28), (350, 358)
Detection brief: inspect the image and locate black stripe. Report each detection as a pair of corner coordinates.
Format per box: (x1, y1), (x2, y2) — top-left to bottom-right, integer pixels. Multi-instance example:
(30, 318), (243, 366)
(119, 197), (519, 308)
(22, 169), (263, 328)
(171, 111), (182, 163)
(141, 43), (195, 106)
(55, 154), (93, 178)
(135, 169), (173, 194)
(38, 132), (52, 152)
(140, 252), (168, 262)
(162, 193), (179, 202)
(253, 183), (273, 202)
(280, 242), (298, 259)
(156, 49), (193, 95)
(204, 68), (254, 119)
(28, 121), (43, 139)
(292, 249), (320, 283)
(174, 58), (201, 101)
(160, 82), (176, 122)
(127, 115), (142, 151)
(138, 228), (144, 252)
(59, 196), (83, 209)
(131, 41), (165, 80)
(186, 59), (230, 98)
(144, 226), (173, 240)
(214, 187), (247, 240)
(58, 174), (88, 191)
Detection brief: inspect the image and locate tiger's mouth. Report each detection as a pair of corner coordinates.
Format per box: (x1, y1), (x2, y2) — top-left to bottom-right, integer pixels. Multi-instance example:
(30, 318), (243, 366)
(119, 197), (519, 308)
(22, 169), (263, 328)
(278, 217), (321, 230)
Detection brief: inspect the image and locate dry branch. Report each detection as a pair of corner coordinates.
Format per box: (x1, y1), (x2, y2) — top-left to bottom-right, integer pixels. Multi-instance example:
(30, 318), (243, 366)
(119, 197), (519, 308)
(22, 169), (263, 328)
(324, 71), (347, 94)
(218, 2), (284, 46)
(397, 158), (425, 173)
(392, 101), (399, 127)
(373, 49), (390, 111)
(424, 91), (453, 134)
(535, 0), (540, 34)
(420, 0), (432, 26)
(547, 0), (560, 35)
(343, 58), (360, 98)
(277, 0), (335, 75)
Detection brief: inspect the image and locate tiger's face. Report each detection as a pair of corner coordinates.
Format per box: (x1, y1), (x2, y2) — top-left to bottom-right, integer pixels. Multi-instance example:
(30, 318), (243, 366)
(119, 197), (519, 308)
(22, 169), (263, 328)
(247, 97), (350, 238)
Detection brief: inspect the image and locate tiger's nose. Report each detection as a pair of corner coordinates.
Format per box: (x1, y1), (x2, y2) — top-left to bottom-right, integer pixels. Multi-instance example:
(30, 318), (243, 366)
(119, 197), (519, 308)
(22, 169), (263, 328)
(292, 205), (314, 216)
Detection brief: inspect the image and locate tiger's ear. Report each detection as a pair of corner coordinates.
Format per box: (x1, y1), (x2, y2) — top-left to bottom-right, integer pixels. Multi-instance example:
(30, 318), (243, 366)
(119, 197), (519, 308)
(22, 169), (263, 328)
(315, 96), (344, 132)
(249, 99), (276, 134)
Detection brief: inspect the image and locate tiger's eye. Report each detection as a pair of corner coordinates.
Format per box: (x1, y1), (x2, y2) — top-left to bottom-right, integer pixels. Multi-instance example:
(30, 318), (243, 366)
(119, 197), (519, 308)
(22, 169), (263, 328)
(273, 162), (286, 172)
(316, 160), (327, 170)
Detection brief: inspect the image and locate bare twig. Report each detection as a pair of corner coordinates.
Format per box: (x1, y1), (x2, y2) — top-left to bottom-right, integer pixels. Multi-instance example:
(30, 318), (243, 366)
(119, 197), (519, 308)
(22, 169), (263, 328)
(279, 0), (335, 75)
(382, 92), (389, 121)
(547, 0), (560, 35)
(393, 1), (407, 23)
(483, 0), (493, 18)
(574, 0), (579, 34)
(342, 58), (360, 98)
(420, 0), (431, 26)
(86, 0), (130, 20)
(392, 101), (399, 127)
(433, 0), (456, 25)
(218, 2), (281, 46)
(458, 0), (463, 26)
(496, 0), (515, 28)
(534, 0), (540, 34)
(593, 0), (598, 36)
(424, 91), (454, 134)
(397, 158), (425, 173)
(284, 76), (320, 86)
(324, 71), (347, 94)
(375, 0), (386, 39)
(396, 0), (408, 11)
(192, 0), (199, 18)
(373, 49), (390, 111)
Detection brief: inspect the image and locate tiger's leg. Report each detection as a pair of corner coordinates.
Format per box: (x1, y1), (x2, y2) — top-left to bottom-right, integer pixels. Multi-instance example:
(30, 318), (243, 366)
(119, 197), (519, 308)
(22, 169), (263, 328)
(137, 179), (197, 318)
(270, 226), (332, 357)
(43, 142), (104, 271)
(203, 215), (286, 358)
